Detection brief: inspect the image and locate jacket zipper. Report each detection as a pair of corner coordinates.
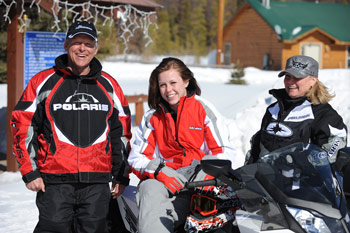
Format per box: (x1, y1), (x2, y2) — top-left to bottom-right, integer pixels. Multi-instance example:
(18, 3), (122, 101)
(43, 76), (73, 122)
(76, 78), (82, 170)
(176, 97), (187, 156)
(42, 133), (53, 164)
(272, 102), (289, 148)
(179, 144), (186, 157)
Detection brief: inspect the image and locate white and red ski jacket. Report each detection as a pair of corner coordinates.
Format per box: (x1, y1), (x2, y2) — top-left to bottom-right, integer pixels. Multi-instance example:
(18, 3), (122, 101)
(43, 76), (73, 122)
(11, 54), (132, 185)
(128, 93), (236, 180)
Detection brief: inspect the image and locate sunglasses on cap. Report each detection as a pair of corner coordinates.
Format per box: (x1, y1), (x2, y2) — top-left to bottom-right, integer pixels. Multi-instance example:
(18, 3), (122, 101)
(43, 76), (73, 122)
(190, 194), (218, 216)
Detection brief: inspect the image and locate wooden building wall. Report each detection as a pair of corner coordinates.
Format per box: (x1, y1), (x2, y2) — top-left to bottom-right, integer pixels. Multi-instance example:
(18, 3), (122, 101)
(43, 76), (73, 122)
(324, 44), (347, 68)
(223, 5), (283, 70)
(223, 3), (348, 70)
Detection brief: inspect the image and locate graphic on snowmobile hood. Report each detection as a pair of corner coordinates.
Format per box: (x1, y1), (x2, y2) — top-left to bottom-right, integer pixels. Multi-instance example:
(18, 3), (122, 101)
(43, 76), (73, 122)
(50, 79), (111, 147)
(236, 143), (350, 232)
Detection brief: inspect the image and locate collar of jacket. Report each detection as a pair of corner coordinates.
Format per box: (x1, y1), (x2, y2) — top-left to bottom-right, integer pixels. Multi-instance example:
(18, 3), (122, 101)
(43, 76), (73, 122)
(269, 88), (307, 112)
(158, 90), (196, 114)
(54, 54), (102, 79)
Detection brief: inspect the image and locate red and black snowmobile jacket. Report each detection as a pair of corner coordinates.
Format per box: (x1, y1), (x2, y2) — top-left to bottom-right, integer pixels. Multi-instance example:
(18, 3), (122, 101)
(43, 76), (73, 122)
(11, 54), (132, 185)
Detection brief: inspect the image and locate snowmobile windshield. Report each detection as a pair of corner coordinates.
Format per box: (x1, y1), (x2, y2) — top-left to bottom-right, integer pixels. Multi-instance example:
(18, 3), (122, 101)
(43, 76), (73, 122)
(236, 143), (342, 231)
(258, 143), (338, 206)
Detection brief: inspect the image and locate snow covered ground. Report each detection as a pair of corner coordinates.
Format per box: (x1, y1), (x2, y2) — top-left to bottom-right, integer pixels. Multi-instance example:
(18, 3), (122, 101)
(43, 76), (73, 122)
(0, 61), (349, 233)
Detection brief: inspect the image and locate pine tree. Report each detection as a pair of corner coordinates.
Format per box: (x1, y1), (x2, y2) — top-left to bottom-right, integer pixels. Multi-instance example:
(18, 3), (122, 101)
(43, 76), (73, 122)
(190, 0), (208, 55)
(149, 0), (247, 57)
(152, 10), (173, 54)
(177, 0), (192, 52)
(228, 60), (246, 85)
(206, 0), (218, 50)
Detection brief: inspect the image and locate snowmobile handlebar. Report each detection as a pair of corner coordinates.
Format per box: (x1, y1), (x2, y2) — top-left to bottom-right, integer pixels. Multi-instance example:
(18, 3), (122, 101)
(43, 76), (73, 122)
(185, 179), (225, 189)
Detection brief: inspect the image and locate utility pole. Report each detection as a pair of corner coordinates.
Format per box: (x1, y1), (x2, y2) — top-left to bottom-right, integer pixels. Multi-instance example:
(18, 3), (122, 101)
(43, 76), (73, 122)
(216, 0), (225, 65)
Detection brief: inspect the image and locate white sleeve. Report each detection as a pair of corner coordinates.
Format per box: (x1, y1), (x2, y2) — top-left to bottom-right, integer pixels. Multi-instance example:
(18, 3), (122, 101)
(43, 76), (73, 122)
(195, 96), (239, 169)
(128, 109), (157, 175)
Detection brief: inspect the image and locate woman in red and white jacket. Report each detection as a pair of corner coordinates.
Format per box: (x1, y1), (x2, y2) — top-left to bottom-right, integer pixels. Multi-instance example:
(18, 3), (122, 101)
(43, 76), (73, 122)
(128, 57), (236, 233)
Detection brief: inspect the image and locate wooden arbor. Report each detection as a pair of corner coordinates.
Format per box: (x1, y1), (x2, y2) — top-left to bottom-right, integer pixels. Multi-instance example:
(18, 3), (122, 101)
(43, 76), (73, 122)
(3, 0), (161, 172)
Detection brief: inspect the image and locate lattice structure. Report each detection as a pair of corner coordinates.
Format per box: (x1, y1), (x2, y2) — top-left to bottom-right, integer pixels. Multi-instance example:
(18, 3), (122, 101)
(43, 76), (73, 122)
(0, 0), (158, 53)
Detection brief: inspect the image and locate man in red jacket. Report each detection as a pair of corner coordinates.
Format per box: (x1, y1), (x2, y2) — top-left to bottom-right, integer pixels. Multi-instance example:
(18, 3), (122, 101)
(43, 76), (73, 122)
(11, 21), (132, 233)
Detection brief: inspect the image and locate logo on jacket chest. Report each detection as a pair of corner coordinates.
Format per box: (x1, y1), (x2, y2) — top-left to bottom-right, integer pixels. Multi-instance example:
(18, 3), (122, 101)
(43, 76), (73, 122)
(189, 126), (202, 130)
(265, 122), (293, 137)
(53, 93), (109, 112)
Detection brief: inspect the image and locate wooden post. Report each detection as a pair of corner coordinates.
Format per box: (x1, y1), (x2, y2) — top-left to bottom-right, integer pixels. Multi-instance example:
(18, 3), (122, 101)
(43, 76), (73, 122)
(216, 0), (225, 65)
(6, 5), (24, 172)
(135, 102), (144, 126)
(125, 95), (148, 126)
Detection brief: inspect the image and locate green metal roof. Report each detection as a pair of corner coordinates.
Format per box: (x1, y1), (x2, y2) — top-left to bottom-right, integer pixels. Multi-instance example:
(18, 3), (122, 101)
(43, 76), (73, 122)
(247, 0), (350, 42)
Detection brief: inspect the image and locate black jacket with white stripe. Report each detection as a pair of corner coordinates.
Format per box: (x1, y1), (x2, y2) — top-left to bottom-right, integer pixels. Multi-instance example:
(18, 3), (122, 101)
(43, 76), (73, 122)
(247, 88), (347, 164)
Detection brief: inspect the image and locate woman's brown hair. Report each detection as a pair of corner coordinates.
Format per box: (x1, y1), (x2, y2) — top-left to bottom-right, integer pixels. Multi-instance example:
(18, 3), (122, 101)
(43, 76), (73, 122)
(148, 57), (201, 110)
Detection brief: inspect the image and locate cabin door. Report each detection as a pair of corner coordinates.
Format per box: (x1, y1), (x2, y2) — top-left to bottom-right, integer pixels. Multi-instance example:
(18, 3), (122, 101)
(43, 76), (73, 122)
(301, 43), (322, 68)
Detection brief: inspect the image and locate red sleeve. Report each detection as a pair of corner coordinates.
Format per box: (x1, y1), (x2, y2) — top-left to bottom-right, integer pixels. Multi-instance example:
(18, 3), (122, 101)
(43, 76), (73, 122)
(11, 69), (55, 182)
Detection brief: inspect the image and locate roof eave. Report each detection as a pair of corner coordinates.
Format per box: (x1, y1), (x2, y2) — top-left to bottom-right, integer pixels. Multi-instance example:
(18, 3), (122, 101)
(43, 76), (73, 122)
(283, 28), (347, 45)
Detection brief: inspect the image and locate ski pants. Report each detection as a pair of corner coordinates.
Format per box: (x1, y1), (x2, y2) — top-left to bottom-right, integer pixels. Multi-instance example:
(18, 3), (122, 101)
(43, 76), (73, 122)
(136, 179), (192, 233)
(33, 183), (110, 233)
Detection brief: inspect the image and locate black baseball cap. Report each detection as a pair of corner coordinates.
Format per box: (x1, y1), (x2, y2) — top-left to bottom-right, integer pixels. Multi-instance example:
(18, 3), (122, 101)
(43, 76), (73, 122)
(66, 21), (98, 42)
(278, 55), (319, 78)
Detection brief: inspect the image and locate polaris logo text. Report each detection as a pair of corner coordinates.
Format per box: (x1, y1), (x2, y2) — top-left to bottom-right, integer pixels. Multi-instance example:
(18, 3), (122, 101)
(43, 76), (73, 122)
(328, 139), (340, 157)
(53, 103), (108, 111)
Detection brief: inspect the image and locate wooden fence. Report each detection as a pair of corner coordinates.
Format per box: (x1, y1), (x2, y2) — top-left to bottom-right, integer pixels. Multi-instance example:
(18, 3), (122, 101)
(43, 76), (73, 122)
(125, 94), (148, 126)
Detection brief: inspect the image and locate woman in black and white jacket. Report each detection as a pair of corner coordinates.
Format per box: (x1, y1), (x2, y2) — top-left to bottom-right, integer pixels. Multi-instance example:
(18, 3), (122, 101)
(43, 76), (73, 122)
(246, 55), (347, 164)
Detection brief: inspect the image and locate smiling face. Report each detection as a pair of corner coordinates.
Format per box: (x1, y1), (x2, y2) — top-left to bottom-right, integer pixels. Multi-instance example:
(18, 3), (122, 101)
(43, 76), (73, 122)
(284, 73), (317, 98)
(158, 68), (189, 112)
(64, 34), (98, 76)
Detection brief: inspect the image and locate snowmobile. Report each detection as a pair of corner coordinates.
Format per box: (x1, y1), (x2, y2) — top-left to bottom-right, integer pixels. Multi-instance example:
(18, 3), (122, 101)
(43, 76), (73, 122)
(202, 143), (350, 233)
(114, 164), (242, 233)
(113, 142), (350, 233)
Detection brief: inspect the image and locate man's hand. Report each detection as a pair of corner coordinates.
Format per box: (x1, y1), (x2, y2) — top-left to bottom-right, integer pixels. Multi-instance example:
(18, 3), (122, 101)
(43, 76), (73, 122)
(111, 182), (125, 199)
(26, 177), (45, 192)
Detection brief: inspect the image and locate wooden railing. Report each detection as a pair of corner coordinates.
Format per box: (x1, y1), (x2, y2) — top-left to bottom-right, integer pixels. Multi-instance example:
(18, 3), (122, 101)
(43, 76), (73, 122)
(125, 94), (148, 126)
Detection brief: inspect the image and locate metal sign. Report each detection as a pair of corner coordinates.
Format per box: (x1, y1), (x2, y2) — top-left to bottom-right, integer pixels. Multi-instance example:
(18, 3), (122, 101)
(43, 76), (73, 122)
(24, 31), (66, 88)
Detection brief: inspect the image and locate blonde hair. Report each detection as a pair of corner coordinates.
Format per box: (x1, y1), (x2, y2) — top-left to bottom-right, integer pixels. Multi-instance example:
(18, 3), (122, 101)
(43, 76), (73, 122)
(306, 80), (334, 104)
